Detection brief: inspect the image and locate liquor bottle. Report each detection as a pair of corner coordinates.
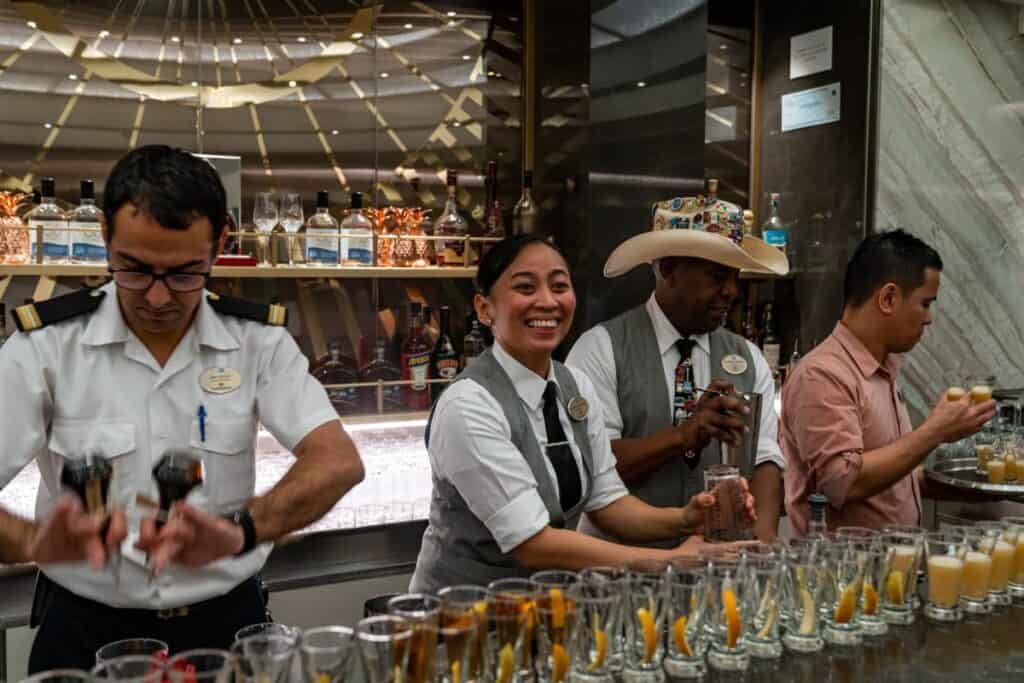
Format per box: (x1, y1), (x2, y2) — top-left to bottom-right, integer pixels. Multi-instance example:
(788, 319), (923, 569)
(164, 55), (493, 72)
(339, 191), (374, 265)
(482, 161), (505, 254)
(401, 302), (432, 410)
(761, 303), (781, 375)
(807, 492), (829, 536)
(741, 302), (758, 345)
(313, 339), (360, 415)
(305, 190), (339, 265)
(512, 170), (538, 235)
(435, 170), (469, 267)
(360, 337), (402, 413)
(68, 180), (105, 264)
(761, 193), (787, 254)
(26, 177), (67, 264)
(461, 313), (486, 369)
(431, 306), (459, 400)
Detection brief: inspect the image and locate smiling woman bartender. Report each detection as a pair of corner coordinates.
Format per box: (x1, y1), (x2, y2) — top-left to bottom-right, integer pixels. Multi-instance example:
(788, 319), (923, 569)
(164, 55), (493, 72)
(410, 235), (755, 592)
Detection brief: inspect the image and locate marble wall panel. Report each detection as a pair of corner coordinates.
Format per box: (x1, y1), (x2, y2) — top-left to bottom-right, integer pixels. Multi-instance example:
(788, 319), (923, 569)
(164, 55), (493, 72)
(875, 0), (1024, 419)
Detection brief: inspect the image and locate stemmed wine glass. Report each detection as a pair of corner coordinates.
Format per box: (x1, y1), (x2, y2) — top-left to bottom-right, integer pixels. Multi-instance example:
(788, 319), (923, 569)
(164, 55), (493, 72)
(280, 193), (305, 265)
(253, 192), (278, 265)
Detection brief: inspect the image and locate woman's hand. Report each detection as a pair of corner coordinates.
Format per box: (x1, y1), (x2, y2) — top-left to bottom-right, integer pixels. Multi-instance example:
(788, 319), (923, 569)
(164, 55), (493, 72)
(680, 479), (757, 532)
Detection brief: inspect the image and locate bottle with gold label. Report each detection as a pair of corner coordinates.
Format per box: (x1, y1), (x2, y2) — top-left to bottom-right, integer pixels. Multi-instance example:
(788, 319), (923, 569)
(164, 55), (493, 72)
(401, 302), (432, 410)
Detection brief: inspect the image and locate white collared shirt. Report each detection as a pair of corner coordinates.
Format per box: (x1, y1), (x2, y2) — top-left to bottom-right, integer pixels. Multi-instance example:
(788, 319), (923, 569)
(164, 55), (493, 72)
(426, 341), (628, 554)
(0, 282), (339, 608)
(566, 294), (785, 470)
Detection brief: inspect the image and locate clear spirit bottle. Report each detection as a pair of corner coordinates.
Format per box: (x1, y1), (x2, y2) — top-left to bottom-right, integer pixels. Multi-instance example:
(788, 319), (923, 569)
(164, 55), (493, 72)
(513, 170), (539, 235)
(305, 190), (339, 265)
(26, 177), (67, 264)
(69, 180), (105, 264)
(339, 191), (374, 265)
(435, 170), (469, 267)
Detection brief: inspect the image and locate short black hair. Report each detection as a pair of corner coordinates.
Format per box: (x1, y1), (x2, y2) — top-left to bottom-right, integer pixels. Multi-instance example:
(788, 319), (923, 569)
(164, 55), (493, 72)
(475, 234), (567, 296)
(103, 145), (228, 243)
(843, 229), (943, 308)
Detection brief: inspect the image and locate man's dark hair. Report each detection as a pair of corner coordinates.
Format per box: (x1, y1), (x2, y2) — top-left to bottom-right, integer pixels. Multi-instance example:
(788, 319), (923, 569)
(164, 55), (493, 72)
(843, 229), (943, 308)
(102, 145), (228, 243)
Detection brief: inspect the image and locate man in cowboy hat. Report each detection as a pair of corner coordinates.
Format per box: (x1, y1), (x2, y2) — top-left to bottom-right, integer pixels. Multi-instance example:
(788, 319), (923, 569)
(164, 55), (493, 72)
(567, 187), (789, 543)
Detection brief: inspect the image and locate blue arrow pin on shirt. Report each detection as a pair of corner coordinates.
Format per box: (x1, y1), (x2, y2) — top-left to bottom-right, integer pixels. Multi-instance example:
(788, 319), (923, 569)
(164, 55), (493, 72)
(198, 404), (207, 444)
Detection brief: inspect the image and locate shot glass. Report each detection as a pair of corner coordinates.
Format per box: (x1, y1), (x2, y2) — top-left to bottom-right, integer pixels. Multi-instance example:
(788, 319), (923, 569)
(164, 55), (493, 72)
(356, 615), (414, 683)
(388, 594), (441, 683)
(959, 526), (995, 614)
(621, 560), (668, 682)
(924, 532), (968, 622)
(663, 559), (707, 679)
(96, 639), (169, 665)
(567, 580), (620, 683)
(781, 554), (826, 653)
(577, 567), (626, 677)
(438, 586), (490, 683)
(819, 540), (864, 646)
(976, 439), (995, 476)
(488, 578), (539, 683)
(855, 548), (889, 637)
(300, 626), (355, 683)
(91, 655), (166, 683)
(976, 521), (1014, 606)
(231, 634), (296, 683)
(535, 579), (578, 683)
(705, 559), (748, 672)
(742, 556), (784, 657)
(1003, 516), (1024, 599)
(878, 532), (923, 625)
(166, 649), (233, 683)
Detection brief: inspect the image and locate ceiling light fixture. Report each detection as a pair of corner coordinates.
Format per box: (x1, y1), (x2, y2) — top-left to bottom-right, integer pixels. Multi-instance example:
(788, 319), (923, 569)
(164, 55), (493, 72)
(288, 80), (298, 87)
(27, 21), (37, 29)
(380, 72), (390, 78)
(99, 30), (110, 38)
(351, 32), (364, 39)
(297, 36), (307, 43)
(637, 81), (646, 87)
(453, 121), (461, 127)
(447, 11), (457, 17)
(462, 55), (470, 60)
(44, 123), (52, 128)
(171, 36), (181, 43)
(331, 129), (339, 135)
(448, 20), (456, 27)
(404, 23), (413, 29)
(191, 80), (199, 87)
(232, 37), (242, 45)
(68, 74), (78, 80)
(720, 44), (727, 50)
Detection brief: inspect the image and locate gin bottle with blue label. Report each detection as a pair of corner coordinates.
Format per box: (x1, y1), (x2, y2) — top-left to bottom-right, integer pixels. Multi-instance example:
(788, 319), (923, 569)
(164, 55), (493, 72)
(305, 190), (339, 265)
(761, 192), (788, 254)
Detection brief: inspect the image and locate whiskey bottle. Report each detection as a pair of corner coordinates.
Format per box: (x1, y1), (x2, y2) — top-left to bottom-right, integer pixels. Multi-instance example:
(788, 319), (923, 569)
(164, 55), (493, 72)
(313, 339), (360, 415)
(305, 190), (339, 265)
(512, 170), (539, 235)
(339, 191), (374, 265)
(461, 313), (486, 369)
(360, 337), (402, 414)
(431, 306), (459, 400)
(435, 170), (469, 267)
(482, 160), (505, 255)
(68, 180), (105, 264)
(761, 303), (781, 375)
(401, 302), (432, 410)
(26, 177), (67, 264)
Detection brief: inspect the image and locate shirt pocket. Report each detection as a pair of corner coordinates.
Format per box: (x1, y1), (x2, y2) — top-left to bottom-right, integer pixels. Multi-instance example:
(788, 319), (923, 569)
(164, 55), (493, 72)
(48, 420), (137, 507)
(189, 415), (257, 513)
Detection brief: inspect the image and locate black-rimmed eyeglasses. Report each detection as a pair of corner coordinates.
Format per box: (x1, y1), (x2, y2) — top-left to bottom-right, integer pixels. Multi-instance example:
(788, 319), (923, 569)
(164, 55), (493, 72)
(108, 268), (211, 293)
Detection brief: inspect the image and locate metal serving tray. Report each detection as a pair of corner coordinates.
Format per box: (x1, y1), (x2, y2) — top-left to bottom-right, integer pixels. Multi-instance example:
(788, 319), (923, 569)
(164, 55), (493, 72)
(925, 446), (1024, 499)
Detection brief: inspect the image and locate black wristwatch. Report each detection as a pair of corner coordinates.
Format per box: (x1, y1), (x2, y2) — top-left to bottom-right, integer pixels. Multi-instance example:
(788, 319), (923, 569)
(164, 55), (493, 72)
(225, 509), (258, 556)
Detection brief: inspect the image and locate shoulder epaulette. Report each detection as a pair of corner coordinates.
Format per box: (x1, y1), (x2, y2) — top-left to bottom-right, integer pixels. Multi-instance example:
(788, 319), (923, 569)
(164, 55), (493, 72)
(13, 288), (106, 332)
(207, 292), (287, 326)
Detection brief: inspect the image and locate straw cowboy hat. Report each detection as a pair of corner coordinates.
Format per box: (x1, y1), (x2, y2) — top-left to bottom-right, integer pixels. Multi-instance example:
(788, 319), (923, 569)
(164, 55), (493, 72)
(604, 193), (790, 278)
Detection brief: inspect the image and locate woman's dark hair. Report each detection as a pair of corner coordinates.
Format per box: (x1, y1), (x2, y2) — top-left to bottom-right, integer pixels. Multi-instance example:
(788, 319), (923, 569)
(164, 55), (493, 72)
(103, 144), (228, 243)
(475, 234), (568, 296)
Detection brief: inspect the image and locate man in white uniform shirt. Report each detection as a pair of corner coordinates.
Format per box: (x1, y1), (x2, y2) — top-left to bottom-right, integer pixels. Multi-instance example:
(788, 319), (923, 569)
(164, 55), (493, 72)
(567, 193), (789, 542)
(0, 146), (364, 671)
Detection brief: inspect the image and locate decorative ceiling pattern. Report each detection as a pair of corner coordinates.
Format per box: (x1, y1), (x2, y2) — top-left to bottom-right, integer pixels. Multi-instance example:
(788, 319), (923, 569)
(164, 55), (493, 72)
(0, 0), (524, 219)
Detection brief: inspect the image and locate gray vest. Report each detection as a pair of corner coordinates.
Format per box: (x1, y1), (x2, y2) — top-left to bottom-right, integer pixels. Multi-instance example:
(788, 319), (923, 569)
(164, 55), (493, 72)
(410, 348), (595, 594)
(578, 304), (757, 547)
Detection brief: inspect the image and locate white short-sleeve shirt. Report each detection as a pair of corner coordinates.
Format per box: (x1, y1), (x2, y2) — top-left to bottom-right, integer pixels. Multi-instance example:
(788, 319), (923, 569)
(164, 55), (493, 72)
(0, 282), (339, 609)
(426, 341), (629, 554)
(566, 294), (786, 470)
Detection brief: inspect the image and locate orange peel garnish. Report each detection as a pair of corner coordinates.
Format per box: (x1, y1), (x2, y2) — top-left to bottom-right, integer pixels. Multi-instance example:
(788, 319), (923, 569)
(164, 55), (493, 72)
(887, 571), (905, 605)
(637, 607), (657, 662)
(833, 585), (856, 624)
(863, 584), (879, 616)
(496, 644), (514, 683)
(588, 627), (608, 671)
(672, 616), (692, 657)
(723, 588), (741, 649)
(551, 643), (569, 683)
(549, 589), (566, 629)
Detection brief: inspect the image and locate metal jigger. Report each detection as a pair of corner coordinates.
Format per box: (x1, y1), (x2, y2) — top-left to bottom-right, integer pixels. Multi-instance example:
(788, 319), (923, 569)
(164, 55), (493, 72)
(151, 449), (205, 526)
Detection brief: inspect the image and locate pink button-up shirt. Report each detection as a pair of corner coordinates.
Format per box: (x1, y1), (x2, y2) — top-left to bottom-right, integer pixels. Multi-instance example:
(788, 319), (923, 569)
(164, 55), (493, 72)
(782, 322), (922, 535)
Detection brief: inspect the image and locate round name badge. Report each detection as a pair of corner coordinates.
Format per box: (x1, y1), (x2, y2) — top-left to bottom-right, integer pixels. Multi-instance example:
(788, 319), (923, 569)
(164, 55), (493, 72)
(199, 367), (242, 394)
(567, 397), (589, 421)
(721, 354), (748, 376)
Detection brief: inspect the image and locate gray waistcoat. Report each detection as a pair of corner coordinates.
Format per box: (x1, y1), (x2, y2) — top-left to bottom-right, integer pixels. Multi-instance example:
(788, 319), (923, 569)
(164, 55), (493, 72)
(577, 304), (756, 548)
(410, 348), (594, 594)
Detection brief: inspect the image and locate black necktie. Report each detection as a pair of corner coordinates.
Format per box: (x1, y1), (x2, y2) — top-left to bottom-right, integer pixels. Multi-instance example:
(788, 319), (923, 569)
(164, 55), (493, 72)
(673, 338), (700, 468)
(542, 381), (583, 511)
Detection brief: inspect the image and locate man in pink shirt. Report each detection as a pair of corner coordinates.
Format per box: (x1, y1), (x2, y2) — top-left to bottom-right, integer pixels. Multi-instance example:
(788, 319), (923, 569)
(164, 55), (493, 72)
(782, 230), (995, 534)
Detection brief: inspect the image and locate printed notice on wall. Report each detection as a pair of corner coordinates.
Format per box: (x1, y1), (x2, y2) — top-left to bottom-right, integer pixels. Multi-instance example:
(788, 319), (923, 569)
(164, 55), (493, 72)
(781, 82), (841, 132)
(790, 26), (833, 79)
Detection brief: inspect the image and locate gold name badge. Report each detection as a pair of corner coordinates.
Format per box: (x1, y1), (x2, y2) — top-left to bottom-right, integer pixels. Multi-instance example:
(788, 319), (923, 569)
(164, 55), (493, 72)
(721, 354), (748, 375)
(567, 397), (589, 422)
(199, 367), (242, 394)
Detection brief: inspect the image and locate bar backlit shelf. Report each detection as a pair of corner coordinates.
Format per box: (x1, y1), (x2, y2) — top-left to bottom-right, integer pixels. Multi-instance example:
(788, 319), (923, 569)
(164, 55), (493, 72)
(0, 263), (478, 279)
